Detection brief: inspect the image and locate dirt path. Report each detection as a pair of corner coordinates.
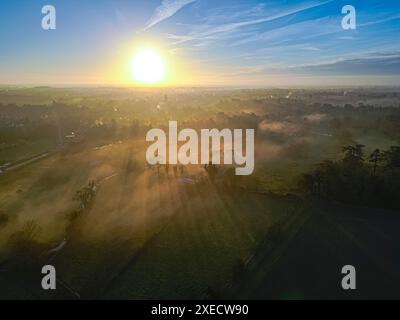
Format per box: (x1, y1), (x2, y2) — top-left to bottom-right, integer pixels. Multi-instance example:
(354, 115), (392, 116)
(3, 146), (63, 173)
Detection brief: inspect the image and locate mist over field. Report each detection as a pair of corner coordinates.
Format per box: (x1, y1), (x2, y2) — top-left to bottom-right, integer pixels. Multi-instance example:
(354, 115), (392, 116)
(0, 86), (400, 299)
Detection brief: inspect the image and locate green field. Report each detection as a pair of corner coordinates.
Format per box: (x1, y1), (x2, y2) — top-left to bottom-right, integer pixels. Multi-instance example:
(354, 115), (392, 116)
(0, 138), (301, 299)
(0, 138), (56, 164)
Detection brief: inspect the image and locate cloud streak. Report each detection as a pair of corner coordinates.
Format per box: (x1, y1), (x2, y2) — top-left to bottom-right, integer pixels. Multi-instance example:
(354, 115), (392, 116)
(144, 0), (196, 31)
(294, 52), (400, 75)
(167, 0), (334, 46)
(218, 51), (400, 80)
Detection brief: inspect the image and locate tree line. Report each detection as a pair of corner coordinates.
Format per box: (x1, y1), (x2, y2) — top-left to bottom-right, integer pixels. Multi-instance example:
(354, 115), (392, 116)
(299, 144), (400, 210)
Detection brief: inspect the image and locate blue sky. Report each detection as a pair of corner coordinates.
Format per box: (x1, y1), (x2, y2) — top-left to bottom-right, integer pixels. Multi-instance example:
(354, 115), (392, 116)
(0, 0), (399, 86)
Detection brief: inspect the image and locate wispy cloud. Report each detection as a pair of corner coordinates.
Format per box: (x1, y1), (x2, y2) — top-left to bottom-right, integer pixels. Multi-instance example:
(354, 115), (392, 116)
(283, 52), (400, 76)
(294, 53), (400, 75)
(228, 15), (339, 48)
(302, 46), (321, 51)
(167, 0), (334, 46)
(220, 51), (400, 80)
(359, 14), (400, 27)
(144, 0), (196, 31)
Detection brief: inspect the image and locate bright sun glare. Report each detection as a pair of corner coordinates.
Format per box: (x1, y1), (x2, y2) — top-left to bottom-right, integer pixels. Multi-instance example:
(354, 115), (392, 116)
(131, 48), (166, 84)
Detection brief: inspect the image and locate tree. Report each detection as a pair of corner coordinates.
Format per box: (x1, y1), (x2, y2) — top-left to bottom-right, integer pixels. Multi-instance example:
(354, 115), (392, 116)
(7, 220), (43, 268)
(342, 144), (365, 167)
(73, 180), (96, 209)
(301, 144), (400, 210)
(204, 162), (218, 182)
(369, 149), (384, 177)
(384, 146), (400, 170)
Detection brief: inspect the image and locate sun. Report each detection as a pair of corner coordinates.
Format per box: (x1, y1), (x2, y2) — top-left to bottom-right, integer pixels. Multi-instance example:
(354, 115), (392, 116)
(131, 48), (166, 84)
